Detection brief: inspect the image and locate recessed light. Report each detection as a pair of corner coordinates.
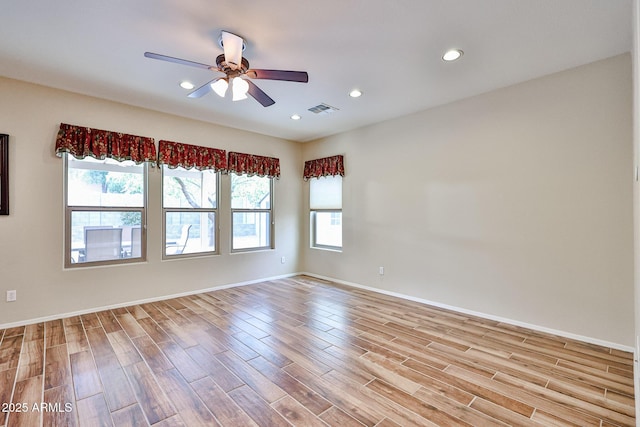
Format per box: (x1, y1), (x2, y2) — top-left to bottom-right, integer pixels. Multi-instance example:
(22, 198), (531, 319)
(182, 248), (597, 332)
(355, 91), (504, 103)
(442, 49), (463, 62)
(349, 89), (363, 98)
(290, 114), (301, 120)
(180, 81), (195, 90)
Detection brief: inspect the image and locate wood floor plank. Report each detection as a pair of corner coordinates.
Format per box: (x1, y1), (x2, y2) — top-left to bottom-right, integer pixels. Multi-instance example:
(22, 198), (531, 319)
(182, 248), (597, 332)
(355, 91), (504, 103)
(63, 318), (90, 355)
(84, 326), (138, 411)
(110, 404), (149, 427)
(367, 378), (474, 426)
(0, 275), (634, 426)
(227, 385), (291, 427)
(44, 344), (71, 390)
(45, 319), (66, 348)
(323, 368), (438, 427)
(271, 395), (329, 427)
(0, 368), (17, 426)
(403, 356), (536, 418)
(157, 341), (207, 382)
(43, 384), (78, 427)
(284, 362), (386, 426)
(136, 317), (171, 344)
(123, 361), (176, 424)
(215, 350), (286, 403)
(16, 338), (44, 382)
(115, 313), (146, 339)
(69, 350), (102, 400)
(0, 335), (23, 372)
(107, 330), (143, 367)
(130, 334), (173, 374)
(247, 356), (332, 416)
(7, 375), (43, 427)
(190, 376), (259, 427)
(154, 369), (219, 427)
(76, 394), (113, 427)
(318, 406), (365, 427)
(182, 344), (238, 388)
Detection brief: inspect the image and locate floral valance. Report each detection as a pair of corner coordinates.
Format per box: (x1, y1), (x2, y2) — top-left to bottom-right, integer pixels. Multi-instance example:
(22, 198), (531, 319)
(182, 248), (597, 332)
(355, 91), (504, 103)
(54, 123), (156, 165)
(158, 140), (227, 171)
(303, 155), (345, 180)
(228, 152), (280, 179)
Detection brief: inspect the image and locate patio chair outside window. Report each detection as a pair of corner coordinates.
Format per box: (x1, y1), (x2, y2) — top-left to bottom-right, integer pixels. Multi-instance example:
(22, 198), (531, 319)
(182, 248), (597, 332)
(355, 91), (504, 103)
(166, 224), (191, 255)
(131, 226), (142, 258)
(84, 227), (123, 262)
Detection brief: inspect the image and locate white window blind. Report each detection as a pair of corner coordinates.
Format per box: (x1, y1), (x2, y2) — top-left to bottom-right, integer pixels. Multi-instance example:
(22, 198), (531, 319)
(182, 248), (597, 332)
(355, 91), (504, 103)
(310, 175), (342, 209)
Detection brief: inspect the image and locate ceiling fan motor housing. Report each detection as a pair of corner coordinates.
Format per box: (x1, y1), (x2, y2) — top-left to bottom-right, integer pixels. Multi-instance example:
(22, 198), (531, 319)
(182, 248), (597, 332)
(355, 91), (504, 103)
(216, 54), (249, 77)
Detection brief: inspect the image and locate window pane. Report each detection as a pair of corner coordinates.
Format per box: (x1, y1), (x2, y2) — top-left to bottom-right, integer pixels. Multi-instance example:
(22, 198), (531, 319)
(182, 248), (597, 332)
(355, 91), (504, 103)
(232, 212), (270, 249)
(70, 210), (142, 263)
(163, 166), (217, 209)
(314, 211), (342, 248)
(67, 157), (144, 207)
(231, 174), (271, 209)
(165, 211), (215, 255)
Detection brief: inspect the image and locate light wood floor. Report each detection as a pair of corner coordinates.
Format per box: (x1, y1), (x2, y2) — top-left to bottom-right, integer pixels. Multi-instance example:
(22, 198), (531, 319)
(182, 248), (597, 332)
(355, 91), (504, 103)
(0, 275), (635, 426)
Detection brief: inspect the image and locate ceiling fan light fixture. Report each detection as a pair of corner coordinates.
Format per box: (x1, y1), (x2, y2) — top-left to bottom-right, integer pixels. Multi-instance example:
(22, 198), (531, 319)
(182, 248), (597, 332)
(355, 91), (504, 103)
(442, 49), (463, 62)
(231, 77), (249, 101)
(211, 78), (229, 97)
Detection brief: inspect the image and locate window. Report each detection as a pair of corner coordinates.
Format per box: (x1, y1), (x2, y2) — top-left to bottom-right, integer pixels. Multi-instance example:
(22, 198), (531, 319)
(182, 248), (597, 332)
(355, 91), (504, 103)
(65, 155), (146, 267)
(162, 165), (218, 257)
(231, 173), (273, 251)
(310, 175), (342, 250)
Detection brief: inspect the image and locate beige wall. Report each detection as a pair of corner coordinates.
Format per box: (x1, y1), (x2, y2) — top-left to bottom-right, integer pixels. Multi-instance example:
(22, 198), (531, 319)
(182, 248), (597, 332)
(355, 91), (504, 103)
(0, 77), (303, 325)
(0, 54), (634, 349)
(302, 54), (634, 346)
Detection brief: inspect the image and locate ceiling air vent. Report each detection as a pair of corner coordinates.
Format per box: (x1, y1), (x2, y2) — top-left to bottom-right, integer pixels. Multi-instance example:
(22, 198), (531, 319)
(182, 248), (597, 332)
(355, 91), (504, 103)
(308, 103), (340, 115)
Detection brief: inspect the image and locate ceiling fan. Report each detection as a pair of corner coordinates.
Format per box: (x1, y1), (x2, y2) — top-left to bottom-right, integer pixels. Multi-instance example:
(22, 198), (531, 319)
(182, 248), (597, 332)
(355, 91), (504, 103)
(144, 31), (308, 107)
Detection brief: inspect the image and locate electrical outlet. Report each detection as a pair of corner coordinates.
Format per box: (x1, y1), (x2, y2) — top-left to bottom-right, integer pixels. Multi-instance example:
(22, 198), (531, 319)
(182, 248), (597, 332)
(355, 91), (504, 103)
(6, 290), (16, 302)
(379, 266), (384, 275)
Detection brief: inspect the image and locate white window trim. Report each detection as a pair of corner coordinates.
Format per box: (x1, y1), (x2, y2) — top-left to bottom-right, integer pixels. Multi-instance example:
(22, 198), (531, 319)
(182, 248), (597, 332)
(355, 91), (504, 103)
(230, 174), (274, 253)
(63, 154), (148, 268)
(161, 166), (220, 259)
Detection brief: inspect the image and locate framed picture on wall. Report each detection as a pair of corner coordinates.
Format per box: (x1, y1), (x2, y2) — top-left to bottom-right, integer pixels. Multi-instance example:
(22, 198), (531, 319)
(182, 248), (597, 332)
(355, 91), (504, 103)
(0, 134), (8, 215)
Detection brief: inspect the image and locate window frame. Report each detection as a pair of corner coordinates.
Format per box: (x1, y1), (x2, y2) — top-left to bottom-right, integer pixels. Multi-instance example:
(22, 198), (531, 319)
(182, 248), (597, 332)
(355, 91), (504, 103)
(310, 209), (343, 251)
(309, 175), (343, 251)
(63, 154), (148, 268)
(230, 173), (274, 253)
(161, 165), (220, 259)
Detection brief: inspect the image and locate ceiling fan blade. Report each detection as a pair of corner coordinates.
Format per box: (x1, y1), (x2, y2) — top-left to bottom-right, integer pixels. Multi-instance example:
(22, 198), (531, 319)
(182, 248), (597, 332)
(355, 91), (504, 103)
(246, 80), (275, 107)
(246, 69), (309, 83)
(144, 52), (215, 70)
(221, 31), (244, 70)
(187, 78), (220, 98)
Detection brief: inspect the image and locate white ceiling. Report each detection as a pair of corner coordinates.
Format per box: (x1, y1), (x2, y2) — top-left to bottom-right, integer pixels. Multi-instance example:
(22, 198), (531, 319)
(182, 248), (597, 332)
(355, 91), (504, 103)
(0, 0), (632, 142)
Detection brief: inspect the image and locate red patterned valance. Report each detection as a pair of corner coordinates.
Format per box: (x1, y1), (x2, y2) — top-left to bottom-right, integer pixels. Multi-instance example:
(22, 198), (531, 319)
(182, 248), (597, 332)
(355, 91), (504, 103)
(55, 123), (156, 165)
(228, 152), (280, 179)
(158, 140), (227, 171)
(303, 155), (345, 180)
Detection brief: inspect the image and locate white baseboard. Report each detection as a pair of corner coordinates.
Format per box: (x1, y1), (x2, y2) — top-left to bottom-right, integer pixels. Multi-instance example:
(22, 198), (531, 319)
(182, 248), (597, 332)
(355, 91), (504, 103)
(3, 271), (634, 355)
(0, 273), (300, 330)
(302, 272), (635, 354)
